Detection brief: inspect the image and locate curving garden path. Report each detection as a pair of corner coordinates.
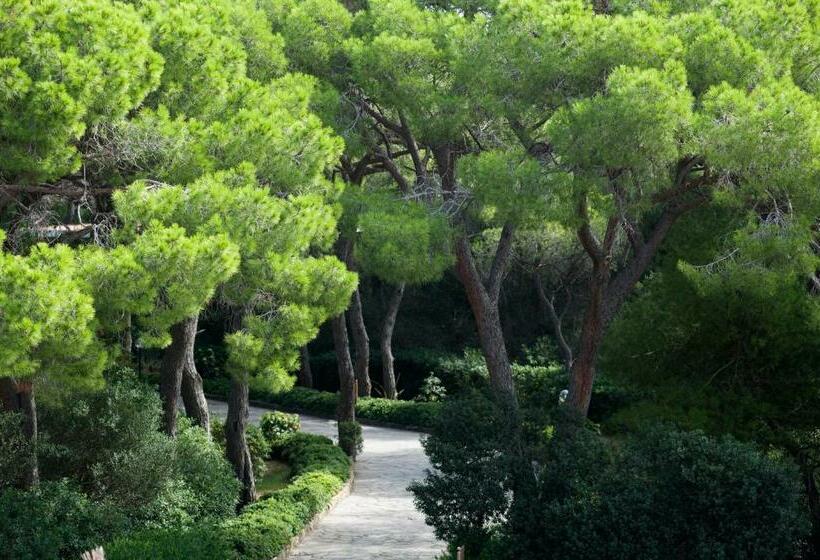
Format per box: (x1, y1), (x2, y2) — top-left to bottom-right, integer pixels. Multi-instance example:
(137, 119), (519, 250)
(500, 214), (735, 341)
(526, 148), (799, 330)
(208, 399), (444, 560)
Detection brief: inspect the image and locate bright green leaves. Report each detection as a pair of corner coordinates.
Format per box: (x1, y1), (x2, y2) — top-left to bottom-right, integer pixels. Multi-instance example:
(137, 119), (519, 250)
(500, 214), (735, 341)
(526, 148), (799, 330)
(458, 150), (570, 226)
(0, 0), (161, 183)
(114, 166), (356, 384)
(0, 240), (97, 381)
(698, 81), (820, 204)
(127, 225), (240, 347)
(262, 0), (353, 78)
(670, 12), (770, 97)
(547, 63), (693, 188)
(355, 200), (453, 285)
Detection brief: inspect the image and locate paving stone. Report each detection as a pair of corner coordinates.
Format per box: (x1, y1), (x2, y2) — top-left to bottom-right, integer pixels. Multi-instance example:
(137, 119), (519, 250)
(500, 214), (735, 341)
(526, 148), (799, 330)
(208, 399), (444, 560)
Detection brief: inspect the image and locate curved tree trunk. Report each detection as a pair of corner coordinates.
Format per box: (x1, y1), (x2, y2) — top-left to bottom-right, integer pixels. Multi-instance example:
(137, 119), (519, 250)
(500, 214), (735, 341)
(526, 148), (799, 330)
(297, 345), (313, 388)
(226, 375), (255, 506)
(566, 267), (607, 418)
(534, 276), (574, 371)
(332, 314), (356, 424)
(179, 315), (210, 436)
(0, 378), (38, 487)
(380, 283), (405, 400)
(348, 288), (371, 396)
(159, 316), (198, 437)
(453, 230), (519, 414)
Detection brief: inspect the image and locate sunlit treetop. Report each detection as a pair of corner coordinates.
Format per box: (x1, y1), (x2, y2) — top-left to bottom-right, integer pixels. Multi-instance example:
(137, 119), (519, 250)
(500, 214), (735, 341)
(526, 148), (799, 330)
(0, 0), (162, 183)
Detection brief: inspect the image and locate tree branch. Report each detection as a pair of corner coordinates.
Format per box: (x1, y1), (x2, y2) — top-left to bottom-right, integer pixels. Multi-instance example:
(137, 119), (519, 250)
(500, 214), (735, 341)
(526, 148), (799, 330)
(488, 222), (516, 303)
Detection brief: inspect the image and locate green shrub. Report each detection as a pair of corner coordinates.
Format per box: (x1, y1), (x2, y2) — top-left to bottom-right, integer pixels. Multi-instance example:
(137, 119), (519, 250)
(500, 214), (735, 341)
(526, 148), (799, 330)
(220, 431), (351, 559)
(412, 397), (808, 560)
(0, 412), (32, 490)
(105, 527), (231, 560)
(211, 418), (270, 480)
(39, 371), (239, 529)
(259, 411), (300, 445)
(0, 480), (121, 560)
(338, 420), (363, 458)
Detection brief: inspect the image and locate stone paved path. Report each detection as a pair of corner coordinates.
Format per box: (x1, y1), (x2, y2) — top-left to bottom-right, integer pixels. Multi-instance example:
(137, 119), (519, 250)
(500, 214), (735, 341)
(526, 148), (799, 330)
(208, 399), (444, 560)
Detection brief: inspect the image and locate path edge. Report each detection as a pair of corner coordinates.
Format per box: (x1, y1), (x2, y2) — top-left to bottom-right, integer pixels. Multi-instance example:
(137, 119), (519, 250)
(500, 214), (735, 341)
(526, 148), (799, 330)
(206, 393), (430, 433)
(273, 467), (355, 560)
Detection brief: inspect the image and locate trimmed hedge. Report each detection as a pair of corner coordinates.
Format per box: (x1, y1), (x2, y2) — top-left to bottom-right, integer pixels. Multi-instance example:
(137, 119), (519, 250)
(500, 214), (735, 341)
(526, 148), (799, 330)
(107, 431), (351, 560)
(204, 380), (441, 431)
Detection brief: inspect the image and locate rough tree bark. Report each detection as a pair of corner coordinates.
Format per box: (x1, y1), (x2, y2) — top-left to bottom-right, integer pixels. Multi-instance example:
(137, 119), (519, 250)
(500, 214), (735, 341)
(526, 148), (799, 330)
(297, 345), (313, 388)
(380, 283), (405, 400)
(223, 309), (256, 505)
(435, 144), (520, 413)
(348, 288), (371, 396)
(534, 276), (574, 371)
(332, 313), (357, 424)
(159, 316), (199, 437)
(179, 315), (210, 436)
(226, 375), (255, 506)
(0, 377), (39, 487)
(567, 177), (696, 417)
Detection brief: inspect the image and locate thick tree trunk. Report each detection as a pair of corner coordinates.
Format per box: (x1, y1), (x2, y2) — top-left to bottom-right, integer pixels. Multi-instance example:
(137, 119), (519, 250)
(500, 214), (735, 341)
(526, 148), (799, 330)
(159, 317), (198, 437)
(534, 276), (574, 371)
(297, 345), (313, 388)
(454, 232), (519, 413)
(0, 378), (39, 487)
(380, 283), (405, 400)
(348, 288), (371, 397)
(226, 375), (255, 506)
(332, 314), (356, 424)
(179, 316), (210, 436)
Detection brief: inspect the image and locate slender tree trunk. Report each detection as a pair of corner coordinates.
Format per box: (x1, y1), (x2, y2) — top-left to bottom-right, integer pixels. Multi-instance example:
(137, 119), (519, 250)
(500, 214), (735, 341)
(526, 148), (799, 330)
(566, 263), (608, 418)
(0, 378), (39, 487)
(534, 276), (574, 371)
(226, 375), (255, 506)
(332, 314), (356, 424)
(297, 345), (313, 388)
(179, 316), (209, 436)
(159, 317), (198, 437)
(380, 283), (405, 400)
(348, 288), (371, 396)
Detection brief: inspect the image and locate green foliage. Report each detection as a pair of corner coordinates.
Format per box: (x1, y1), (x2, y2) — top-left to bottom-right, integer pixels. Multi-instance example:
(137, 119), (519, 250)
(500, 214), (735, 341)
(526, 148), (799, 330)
(0, 239), (100, 385)
(338, 420), (363, 457)
(260, 411), (301, 445)
(518, 427), (808, 560)
(211, 418), (271, 481)
(204, 382), (443, 430)
(40, 370), (239, 529)
(353, 194), (453, 285)
(0, 412), (31, 490)
(114, 165), (356, 387)
(416, 374), (447, 402)
(413, 394), (808, 560)
(218, 430), (351, 560)
(0, 480), (120, 560)
(0, 0), (161, 182)
(106, 527), (231, 560)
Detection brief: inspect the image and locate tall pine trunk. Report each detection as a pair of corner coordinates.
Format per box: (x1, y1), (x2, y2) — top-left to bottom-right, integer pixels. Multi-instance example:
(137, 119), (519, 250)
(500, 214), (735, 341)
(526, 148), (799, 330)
(226, 375), (255, 506)
(0, 378), (38, 487)
(566, 267), (607, 417)
(349, 288), (371, 396)
(159, 316), (198, 437)
(297, 345), (313, 388)
(380, 283), (405, 400)
(179, 316), (210, 436)
(332, 314), (356, 424)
